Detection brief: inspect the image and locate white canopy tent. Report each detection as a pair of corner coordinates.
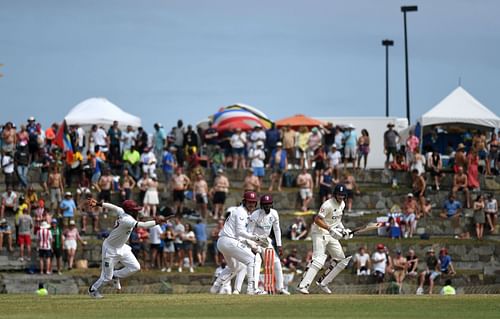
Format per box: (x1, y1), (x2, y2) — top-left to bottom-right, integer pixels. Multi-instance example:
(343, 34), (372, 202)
(419, 86), (500, 128)
(65, 97), (142, 129)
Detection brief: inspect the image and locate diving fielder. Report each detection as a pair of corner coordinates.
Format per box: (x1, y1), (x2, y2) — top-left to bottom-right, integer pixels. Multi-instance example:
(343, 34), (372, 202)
(88, 199), (162, 298)
(297, 184), (353, 294)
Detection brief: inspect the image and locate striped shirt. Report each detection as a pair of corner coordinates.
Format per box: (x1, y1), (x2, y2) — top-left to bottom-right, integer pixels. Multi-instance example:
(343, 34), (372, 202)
(37, 228), (53, 250)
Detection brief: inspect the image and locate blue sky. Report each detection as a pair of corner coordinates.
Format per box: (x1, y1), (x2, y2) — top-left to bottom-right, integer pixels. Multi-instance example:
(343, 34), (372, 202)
(1, 0), (499, 131)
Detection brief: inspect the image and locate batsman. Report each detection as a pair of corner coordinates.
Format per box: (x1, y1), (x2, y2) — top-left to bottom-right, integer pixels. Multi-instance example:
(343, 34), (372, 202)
(298, 184), (353, 294)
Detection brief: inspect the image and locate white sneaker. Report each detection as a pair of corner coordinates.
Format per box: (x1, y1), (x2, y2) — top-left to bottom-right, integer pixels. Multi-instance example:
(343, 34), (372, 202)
(210, 282), (221, 294)
(161, 268), (167, 272)
(189, 267), (194, 273)
(88, 287), (103, 299)
(279, 289), (291, 295)
(113, 278), (121, 291)
(178, 267), (183, 273)
(167, 267), (172, 273)
(316, 282), (332, 294)
(232, 290), (240, 295)
(416, 287), (424, 295)
(297, 286), (309, 294)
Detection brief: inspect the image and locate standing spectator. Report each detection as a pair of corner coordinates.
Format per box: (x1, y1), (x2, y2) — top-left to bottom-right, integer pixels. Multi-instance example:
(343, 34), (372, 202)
(1, 151), (16, 189)
(453, 143), (467, 173)
(50, 218), (64, 274)
(192, 173), (209, 219)
(268, 142), (287, 192)
(411, 169), (426, 211)
(17, 206), (33, 262)
(149, 216), (164, 269)
(392, 250), (407, 292)
(439, 248), (456, 275)
(487, 132), (498, 175)
(289, 217), (308, 240)
(90, 125), (108, 154)
(473, 194), (485, 239)
(297, 168), (313, 211)
(1, 122), (17, 153)
(123, 145), (141, 181)
(357, 129), (370, 170)
(467, 149), (480, 190)
(485, 193), (498, 233)
(38, 148), (52, 195)
(173, 216), (186, 272)
(162, 146), (177, 187)
(428, 150), (444, 191)
(1, 186), (18, 219)
(193, 218), (207, 267)
(372, 244), (387, 295)
(60, 192), (77, 225)
(384, 123), (400, 168)
(402, 194), (418, 238)
(307, 127), (322, 169)
(97, 170), (113, 202)
(36, 221), (53, 274)
(203, 122), (219, 164)
(14, 141), (30, 189)
(440, 193), (462, 223)
(248, 140), (266, 185)
(342, 172), (360, 213)
(334, 127), (344, 159)
(80, 192), (100, 234)
(161, 220), (175, 272)
(143, 176), (159, 217)
(0, 218), (14, 252)
(296, 126), (310, 169)
(405, 130), (420, 167)
(120, 169), (136, 201)
(153, 123), (166, 163)
(311, 144), (326, 189)
(135, 126), (149, 154)
(243, 168), (260, 192)
(121, 125), (136, 152)
(406, 249), (419, 276)
(63, 220), (86, 270)
(170, 167), (190, 215)
(140, 147), (157, 177)
(452, 166), (470, 208)
(342, 124), (357, 169)
(354, 246), (371, 276)
(249, 125), (266, 150)
(265, 123), (280, 165)
(209, 145), (225, 181)
(230, 128), (246, 169)
(321, 122), (336, 149)
(107, 121), (122, 167)
(210, 169), (229, 219)
(281, 125), (296, 169)
(319, 167), (334, 203)
(183, 124), (199, 155)
(48, 165), (64, 212)
(327, 144), (342, 181)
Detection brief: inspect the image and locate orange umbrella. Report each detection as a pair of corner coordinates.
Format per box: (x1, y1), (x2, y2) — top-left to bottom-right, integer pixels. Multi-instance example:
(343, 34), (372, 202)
(275, 114), (325, 129)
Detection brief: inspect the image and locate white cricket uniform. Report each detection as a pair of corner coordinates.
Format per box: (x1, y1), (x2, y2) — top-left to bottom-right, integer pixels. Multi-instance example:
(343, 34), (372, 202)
(310, 198), (346, 260)
(90, 203), (155, 291)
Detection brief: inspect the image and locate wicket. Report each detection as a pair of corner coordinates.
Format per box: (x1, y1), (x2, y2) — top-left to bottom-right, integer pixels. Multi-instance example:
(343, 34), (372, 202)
(263, 248), (276, 294)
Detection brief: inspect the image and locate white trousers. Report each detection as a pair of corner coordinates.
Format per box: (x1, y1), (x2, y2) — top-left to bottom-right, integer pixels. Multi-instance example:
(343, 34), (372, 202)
(312, 232), (345, 260)
(91, 243), (140, 291)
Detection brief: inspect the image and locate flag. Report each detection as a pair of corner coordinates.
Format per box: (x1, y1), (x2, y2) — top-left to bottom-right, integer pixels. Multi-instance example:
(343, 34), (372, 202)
(55, 120), (74, 163)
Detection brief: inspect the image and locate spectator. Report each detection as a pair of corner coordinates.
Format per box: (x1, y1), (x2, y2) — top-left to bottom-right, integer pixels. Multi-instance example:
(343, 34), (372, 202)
(211, 219), (224, 266)
(440, 279), (456, 295)
(48, 165), (64, 212)
(406, 249), (419, 277)
(2, 151), (16, 189)
(357, 129), (370, 170)
(410, 149), (426, 177)
(135, 126), (149, 155)
(421, 197), (433, 218)
(354, 246), (371, 276)
(383, 123), (400, 168)
(230, 128), (247, 169)
(268, 142), (287, 192)
(307, 127), (322, 169)
(137, 172), (149, 205)
(311, 144), (326, 189)
(440, 193), (462, 222)
(121, 125), (136, 152)
(283, 247), (302, 273)
(60, 192), (77, 225)
(161, 220), (175, 272)
(209, 145), (225, 181)
(203, 122), (219, 163)
(467, 149), (480, 191)
(296, 168), (313, 211)
(389, 153), (408, 171)
(173, 216), (185, 272)
(186, 147), (201, 180)
(210, 169), (229, 219)
(0, 218), (14, 252)
(107, 120), (122, 166)
(392, 250), (407, 292)
(36, 221), (53, 274)
(38, 148), (52, 195)
(411, 169), (426, 211)
(90, 124), (108, 155)
(162, 146), (177, 187)
(452, 166), (470, 208)
(143, 176), (159, 217)
(334, 127), (345, 159)
(428, 150), (444, 191)
(487, 132), (498, 175)
(386, 216), (401, 239)
(342, 172), (360, 212)
(63, 220), (86, 270)
(17, 206), (33, 262)
(343, 124), (357, 169)
(170, 167), (191, 215)
(50, 218), (64, 275)
(123, 145), (141, 181)
(153, 123), (166, 163)
(453, 143), (467, 173)
(473, 194), (485, 240)
(140, 146), (157, 178)
(439, 248), (456, 275)
(249, 140), (266, 185)
(193, 218), (208, 267)
(1, 122), (17, 153)
(319, 167), (334, 203)
(120, 169), (136, 201)
(1, 186), (18, 219)
(485, 193), (498, 233)
(249, 125), (266, 150)
(149, 216), (164, 269)
(282, 125), (296, 169)
(79, 192), (99, 234)
(289, 217), (308, 240)
(296, 126), (310, 169)
(243, 168), (260, 192)
(416, 248), (440, 295)
(14, 141), (30, 189)
(192, 173), (209, 219)
(183, 124), (199, 155)
(402, 194), (417, 238)
(327, 144), (342, 181)
(405, 130), (420, 167)
(372, 243), (387, 295)
(265, 123), (280, 165)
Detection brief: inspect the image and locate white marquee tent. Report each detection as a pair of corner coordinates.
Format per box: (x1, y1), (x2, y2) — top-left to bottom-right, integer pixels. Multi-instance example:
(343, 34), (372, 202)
(64, 97), (142, 129)
(419, 86), (500, 128)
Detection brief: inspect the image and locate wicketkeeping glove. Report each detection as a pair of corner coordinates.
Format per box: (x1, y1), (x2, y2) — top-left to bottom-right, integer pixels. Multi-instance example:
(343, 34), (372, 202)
(254, 235), (270, 247)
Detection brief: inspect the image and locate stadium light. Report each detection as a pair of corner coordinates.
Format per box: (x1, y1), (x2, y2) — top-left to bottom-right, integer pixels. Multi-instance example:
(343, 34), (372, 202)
(382, 39), (394, 117)
(401, 5), (418, 124)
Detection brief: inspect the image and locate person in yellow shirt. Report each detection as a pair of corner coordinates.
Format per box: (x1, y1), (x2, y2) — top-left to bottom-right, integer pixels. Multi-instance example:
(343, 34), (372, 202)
(440, 279), (456, 295)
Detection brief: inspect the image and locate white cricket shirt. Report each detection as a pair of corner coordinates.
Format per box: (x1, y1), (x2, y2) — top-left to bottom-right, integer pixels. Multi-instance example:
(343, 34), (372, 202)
(311, 198), (345, 235)
(103, 203), (138, 248)
(219, 205), (254, 240)
(247, 208), (282, 247)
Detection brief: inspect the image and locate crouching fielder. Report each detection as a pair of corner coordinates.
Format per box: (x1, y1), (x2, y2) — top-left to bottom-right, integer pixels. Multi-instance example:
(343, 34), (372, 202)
(297, 184), (353, 294)
(88, 199), (163, 298)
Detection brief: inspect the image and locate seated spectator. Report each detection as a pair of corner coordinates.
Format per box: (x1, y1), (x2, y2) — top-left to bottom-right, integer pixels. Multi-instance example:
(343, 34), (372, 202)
(283, 247), (302, 273)
(439, 248), (456, 275)
(420, 197), (433, 218)
(485, 193), (498, 233)
(406, 249), (419, 276)
(416, 248), (440, 295)
(123, 145), (141, 181)
(452, 166), (470, 208)
(0, 218), (14, 252)
(402, 193), (418, 237)
(386, 216), (401, 239)
(411, 169), (426, 211)
(392, 250), (407, 292)
(1, 186), (18, 219)
(389, 153), (408, 171)
(289, 217), (308, 240)
(371, 244), (387, 295)
(354, 246), (371, 276)
(296, 168), (313, 211)
(440, 194), (462, 222)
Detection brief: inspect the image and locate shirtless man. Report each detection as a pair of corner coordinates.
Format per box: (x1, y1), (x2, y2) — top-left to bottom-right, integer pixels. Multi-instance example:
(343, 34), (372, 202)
(48, 166), (64, 212)
(170, 167), (190, 215)
(342, 172), (360, 212)
(453, 144), (467, 173)
(98, 169), (114, 203)
(297, 168), (313, 211)
(1, 122), (17, 153)
(411, 169), (426, 211)
(211, 169), (229, 219)
(452, 166), (470, 208)
(193, 173), (209, 219)
(243, 169), (260, 192)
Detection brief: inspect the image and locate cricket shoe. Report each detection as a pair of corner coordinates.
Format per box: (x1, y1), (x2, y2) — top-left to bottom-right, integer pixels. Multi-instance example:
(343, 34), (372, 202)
(88, 287), (103, 299)
(248, 289), (267, 295)
(113, 277), (122, 291)
(416, 287), (424, 295)
(297, 286), (309, 294)
(279, 289), (291, 295)
(232, 290), (240, 295)
(316, 281), (332, 294)
(210, 281), (221, 294)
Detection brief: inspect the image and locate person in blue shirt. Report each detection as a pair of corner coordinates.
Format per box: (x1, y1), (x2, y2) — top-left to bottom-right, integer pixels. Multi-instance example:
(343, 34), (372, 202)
(439, 248), (456, 275)
(441, 194), (462, 221)
(193, 218), (208, 267)
(162, 146), (177, 184)
(60, 192), (76, 224)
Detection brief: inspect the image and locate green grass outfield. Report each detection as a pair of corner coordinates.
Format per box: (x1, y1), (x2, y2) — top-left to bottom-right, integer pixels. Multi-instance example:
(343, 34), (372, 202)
(0, 294), (499, 319)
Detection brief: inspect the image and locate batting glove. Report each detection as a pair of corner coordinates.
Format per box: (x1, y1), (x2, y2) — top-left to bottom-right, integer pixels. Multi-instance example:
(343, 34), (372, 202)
(341, 228), (353, 240)
(329, 227), (343, 240)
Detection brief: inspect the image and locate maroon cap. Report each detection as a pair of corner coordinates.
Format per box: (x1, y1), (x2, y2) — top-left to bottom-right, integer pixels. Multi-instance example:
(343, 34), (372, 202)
(122, 200), (142, 213)
(243, 191), (258, 202)
(260, 194), (273, 205)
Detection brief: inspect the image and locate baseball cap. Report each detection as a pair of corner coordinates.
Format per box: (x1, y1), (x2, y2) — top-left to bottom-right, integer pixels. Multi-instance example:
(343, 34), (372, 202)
(376, 243), (385, 250)
(69, 220), (76, 226)
(407, 193), (414, 197)
(51, 218), (58, 224)
(331, 144), (337, 148)
(276, 142), (283, 147)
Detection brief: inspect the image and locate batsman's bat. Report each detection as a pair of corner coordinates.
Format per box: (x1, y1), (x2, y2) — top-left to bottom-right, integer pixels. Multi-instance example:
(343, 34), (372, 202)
(349, 222), (385, 235)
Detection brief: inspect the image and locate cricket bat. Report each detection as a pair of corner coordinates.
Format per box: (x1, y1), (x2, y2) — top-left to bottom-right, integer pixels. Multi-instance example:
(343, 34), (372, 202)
(349, 222), (385, 235)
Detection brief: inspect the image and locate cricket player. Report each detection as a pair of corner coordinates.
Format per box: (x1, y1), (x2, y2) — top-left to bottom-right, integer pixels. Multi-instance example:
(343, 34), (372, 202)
(297, 184), (353, 294)
(233, 194), (290, 295)
(210, 191), (268, 295)
(87, 199), (164, 298)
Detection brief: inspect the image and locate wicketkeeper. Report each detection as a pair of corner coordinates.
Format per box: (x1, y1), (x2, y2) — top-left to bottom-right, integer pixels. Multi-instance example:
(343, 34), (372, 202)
(297, 184), (353, 294)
